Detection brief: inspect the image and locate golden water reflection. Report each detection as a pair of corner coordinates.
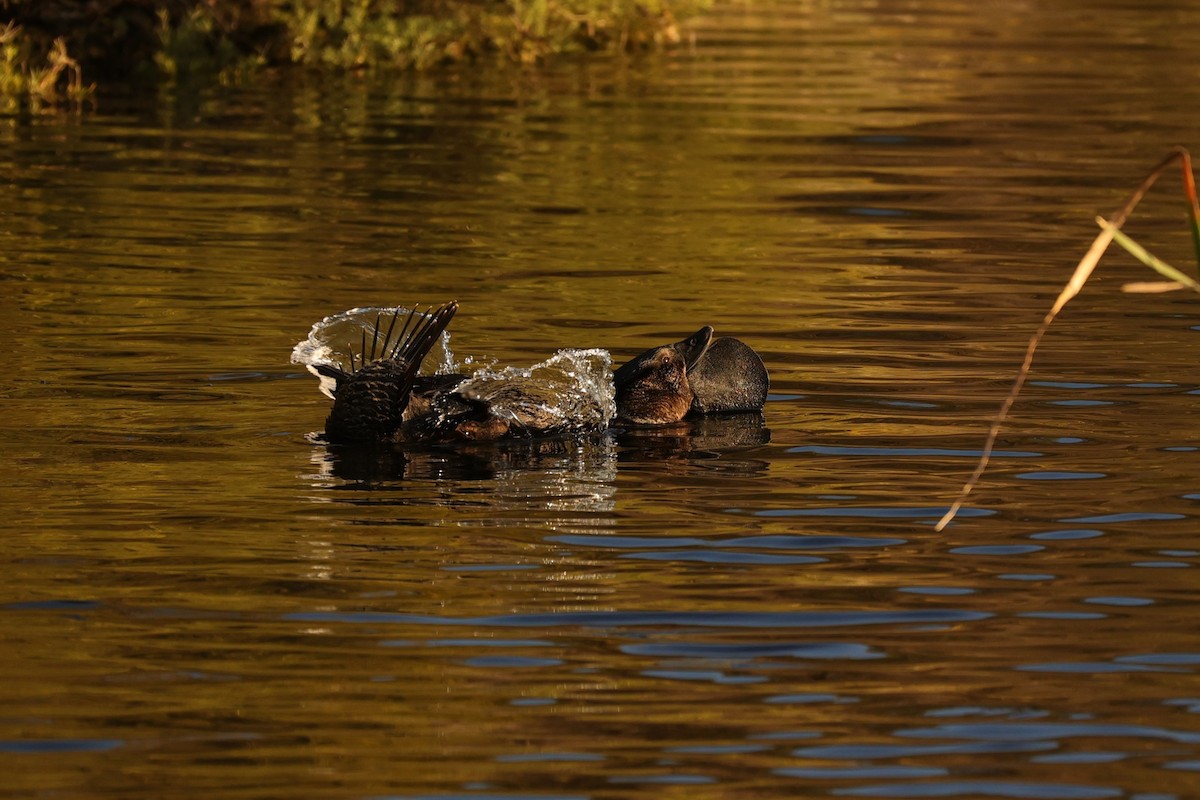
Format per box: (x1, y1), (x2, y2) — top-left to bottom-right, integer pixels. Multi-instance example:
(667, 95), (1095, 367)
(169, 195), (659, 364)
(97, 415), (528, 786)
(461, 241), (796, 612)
(3, 0), (1200, 797)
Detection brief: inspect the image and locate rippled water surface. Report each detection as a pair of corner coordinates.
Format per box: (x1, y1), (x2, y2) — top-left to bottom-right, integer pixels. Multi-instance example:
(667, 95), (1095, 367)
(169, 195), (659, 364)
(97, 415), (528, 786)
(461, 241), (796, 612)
(4, 1), (1200, 798)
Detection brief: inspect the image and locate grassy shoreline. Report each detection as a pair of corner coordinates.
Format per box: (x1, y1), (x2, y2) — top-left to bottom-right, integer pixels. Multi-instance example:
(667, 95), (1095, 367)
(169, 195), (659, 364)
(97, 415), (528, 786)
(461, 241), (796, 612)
(1, 0), (711, 111)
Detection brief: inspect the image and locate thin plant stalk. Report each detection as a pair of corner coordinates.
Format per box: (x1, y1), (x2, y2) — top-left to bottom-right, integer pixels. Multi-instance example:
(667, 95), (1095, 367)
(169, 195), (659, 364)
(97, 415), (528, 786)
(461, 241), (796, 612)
(934, 147), (1196, 532)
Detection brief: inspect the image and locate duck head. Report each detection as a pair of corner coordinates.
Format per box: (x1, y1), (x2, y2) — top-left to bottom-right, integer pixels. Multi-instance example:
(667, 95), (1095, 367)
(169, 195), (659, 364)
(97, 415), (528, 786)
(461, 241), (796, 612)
(613, 325), (713, 424)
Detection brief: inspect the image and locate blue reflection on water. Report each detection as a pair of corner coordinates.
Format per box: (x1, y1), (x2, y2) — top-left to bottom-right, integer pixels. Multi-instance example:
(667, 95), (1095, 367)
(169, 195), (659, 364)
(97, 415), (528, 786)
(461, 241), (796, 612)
(1062, 512), (1187, 523)
(789, 445), (1041, 458)
(622, 641), (882, 659)
(289, 608), (992, 629)
(895, 722), (1200, 745)
(831, 779), (1121, 798)
(548, 533), (903, 549)
(0, 739), (122, 754)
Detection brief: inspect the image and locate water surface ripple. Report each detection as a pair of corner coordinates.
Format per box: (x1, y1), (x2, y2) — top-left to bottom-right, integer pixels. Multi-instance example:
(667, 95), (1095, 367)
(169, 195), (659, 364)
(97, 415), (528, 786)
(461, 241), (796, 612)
(3, 0), (1200, 798)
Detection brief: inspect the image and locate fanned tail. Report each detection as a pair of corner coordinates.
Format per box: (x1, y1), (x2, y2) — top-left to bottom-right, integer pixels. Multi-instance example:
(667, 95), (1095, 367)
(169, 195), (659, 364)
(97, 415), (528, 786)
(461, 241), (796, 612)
(334, 301), (459, 381)
(392, 301), (458, 369)
(322, 300), (459, 445)
(368, 300), (459, 405)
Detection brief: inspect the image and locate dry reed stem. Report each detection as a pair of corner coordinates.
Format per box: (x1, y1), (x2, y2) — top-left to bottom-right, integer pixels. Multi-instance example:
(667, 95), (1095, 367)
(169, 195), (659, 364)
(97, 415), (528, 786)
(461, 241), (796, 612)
(934, 147), (1194, 531)
(1123, 281), (1186, 293)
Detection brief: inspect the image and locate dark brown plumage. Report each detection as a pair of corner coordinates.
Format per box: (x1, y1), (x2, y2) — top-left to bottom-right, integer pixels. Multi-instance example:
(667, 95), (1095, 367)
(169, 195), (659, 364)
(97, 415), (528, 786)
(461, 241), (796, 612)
(688, 336), (769, 414)
(613, 326), (713, 425)
(317, 301), (458, 445)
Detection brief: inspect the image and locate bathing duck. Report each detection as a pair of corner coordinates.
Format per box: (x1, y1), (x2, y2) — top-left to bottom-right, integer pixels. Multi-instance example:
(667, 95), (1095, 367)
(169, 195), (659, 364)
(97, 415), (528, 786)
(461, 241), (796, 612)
(311, 302), (581, 445)
(613, 327), (769, 424)
(311, 303), (768, 444)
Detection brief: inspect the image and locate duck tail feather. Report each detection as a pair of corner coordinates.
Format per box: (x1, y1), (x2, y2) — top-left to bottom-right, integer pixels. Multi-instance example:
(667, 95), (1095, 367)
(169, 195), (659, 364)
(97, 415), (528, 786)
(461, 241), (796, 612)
(333, 301), (456, 384)
(369, 313), (382, 361)
(391, 301), (458, 370)
(313, 363), (349, 383)
(379, 308), (401, 358)
(387, 307), (419, 361)
(311, 363), (349, 400)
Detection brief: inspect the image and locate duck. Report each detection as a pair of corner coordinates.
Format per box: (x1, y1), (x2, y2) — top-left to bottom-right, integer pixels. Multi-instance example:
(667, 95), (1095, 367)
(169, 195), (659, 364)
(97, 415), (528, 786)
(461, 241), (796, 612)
(613, 327), (769, 424)
(310, 302), (768, 445)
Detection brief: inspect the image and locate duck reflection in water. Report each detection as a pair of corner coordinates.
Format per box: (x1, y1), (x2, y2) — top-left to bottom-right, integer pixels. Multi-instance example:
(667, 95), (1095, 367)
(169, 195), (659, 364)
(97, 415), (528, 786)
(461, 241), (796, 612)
(299, 300), (770, 481)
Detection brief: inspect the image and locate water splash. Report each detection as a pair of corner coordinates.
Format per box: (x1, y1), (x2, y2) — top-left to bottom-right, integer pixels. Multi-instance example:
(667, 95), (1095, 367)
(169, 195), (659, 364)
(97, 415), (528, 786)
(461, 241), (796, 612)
(291, 306), (458, 398)
(294, 309), (615, 433)
(454, 348), (616, 434)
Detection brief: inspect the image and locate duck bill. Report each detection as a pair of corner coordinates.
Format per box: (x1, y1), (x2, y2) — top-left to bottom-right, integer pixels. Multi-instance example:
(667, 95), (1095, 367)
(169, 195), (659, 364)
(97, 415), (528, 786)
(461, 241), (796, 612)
(679, 325), (714, 373)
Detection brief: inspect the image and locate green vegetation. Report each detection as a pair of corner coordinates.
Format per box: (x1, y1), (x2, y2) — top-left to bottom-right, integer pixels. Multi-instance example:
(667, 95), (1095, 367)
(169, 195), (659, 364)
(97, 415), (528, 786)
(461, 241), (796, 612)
(279, 0), (705, 68)
(0, 0), (711, 109)
(0, 22), (93, 112)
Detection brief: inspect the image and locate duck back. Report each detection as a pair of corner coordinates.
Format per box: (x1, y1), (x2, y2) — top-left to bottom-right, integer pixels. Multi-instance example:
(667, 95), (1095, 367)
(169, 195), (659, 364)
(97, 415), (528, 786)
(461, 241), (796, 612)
(688, 337), (769, 414)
